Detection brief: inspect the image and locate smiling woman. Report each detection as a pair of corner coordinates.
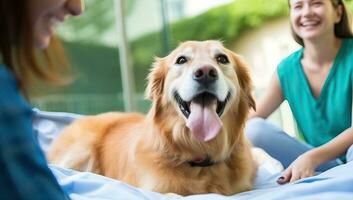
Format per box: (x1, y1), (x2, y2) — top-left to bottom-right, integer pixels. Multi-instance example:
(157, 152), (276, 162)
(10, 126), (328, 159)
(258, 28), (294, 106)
(246, 0), (353, 185)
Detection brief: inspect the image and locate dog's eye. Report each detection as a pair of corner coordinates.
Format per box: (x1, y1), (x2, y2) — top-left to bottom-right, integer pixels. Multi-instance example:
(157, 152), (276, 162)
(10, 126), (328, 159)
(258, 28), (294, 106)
(216, 54), (229, 64)
(175, 56), (187, 65)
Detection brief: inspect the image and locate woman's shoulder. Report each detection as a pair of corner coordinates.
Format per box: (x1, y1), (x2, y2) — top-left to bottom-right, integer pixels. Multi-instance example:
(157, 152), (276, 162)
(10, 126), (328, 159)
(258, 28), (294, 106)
(343, 37), (353, 46)
(0, 64), (23, 107)
(338, 38), (353, 69)
(342, 38), (353, 55)
(0, 64), (17, 92)
(277, 48), (303, 73)
(278, 49), (302, 66)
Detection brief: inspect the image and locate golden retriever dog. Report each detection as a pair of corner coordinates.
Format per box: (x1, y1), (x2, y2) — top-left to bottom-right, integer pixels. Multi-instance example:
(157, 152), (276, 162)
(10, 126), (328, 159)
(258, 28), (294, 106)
(47, 40), (257, 195)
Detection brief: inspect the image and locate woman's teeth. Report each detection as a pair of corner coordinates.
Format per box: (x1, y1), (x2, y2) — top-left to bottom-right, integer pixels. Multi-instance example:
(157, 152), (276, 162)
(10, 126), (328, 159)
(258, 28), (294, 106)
(301, 21), (319, 27)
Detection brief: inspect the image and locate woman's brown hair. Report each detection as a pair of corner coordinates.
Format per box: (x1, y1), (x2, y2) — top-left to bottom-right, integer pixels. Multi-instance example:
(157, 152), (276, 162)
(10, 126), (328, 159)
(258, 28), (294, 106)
(0, 0), (69, 96)
(288, 0), (353, 46)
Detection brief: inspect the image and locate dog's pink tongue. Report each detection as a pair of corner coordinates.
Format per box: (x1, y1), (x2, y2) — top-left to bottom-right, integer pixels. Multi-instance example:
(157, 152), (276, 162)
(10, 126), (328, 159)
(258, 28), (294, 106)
(186, 101), (221, 142)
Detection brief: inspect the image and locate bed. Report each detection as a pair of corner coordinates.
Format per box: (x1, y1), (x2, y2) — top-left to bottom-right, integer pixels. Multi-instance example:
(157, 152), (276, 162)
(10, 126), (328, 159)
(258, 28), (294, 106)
(33, 109), (353, 200)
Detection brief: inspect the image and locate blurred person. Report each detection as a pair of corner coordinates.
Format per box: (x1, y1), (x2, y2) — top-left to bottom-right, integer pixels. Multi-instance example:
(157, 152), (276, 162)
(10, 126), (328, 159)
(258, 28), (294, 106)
(0, 0), (84, 199)
(246, 0), (353, 184)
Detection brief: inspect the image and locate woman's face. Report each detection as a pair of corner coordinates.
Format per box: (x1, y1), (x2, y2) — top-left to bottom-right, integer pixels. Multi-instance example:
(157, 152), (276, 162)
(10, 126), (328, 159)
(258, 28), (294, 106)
(31, 0), (84, 48)
(289, 0), (342, 42)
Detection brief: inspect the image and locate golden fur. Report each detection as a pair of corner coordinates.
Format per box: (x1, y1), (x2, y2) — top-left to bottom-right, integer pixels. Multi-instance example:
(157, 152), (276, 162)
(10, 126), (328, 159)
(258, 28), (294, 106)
(47, 40), (256, 195)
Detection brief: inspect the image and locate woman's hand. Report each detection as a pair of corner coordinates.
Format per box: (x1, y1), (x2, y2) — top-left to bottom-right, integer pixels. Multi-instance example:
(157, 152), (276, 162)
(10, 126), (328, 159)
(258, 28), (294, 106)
(277, 152), (319, 184)
(277, 128), (353, 185)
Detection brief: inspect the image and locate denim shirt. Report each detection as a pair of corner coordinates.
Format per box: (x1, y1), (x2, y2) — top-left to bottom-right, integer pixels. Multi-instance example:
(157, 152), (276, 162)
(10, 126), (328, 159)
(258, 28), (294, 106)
(0, 64), (69, 199)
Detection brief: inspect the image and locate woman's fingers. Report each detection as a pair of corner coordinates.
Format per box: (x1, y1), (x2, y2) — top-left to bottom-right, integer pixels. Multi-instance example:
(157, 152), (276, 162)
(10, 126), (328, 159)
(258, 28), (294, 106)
(277, 176), (286, 184)
(277, 167), (292, 184)
(300, 170), (314, 180)
(277, 154), (317, 185)
(290, 168), (314, 182)
(289, 169), (300, 183)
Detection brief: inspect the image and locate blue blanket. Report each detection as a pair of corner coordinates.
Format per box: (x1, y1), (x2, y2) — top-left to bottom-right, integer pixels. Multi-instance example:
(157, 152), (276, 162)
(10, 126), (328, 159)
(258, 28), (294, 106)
(33, 109), (353, 200)
(50, 162), (353, 200)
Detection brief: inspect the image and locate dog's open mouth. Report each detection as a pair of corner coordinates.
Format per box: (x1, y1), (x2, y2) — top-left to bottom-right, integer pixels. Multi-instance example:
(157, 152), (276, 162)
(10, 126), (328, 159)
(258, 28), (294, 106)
(174, 91), (231, 142)
(174, 92), (230, 119)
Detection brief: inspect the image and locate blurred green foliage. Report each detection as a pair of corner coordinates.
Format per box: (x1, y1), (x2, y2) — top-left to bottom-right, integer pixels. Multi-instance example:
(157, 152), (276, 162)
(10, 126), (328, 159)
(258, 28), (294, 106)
(131, 0), (353, 92)
(58, 0), (353, 93)
(57, 0), (137, 44)
(57, 0), (115, 43)
(61, 41), (121, 94)
(131, 0), (289, 91)
(170, 0), (288, 43)
(34, 0), (353, 114)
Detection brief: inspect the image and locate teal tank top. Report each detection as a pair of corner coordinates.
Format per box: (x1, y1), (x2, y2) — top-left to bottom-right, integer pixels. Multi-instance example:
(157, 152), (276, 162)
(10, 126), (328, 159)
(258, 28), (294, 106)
(277, 38), (353, 147)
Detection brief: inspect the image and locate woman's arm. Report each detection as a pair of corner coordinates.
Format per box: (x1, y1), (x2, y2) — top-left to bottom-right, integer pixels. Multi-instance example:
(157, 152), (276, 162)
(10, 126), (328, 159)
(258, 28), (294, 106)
(307, 127), (353, 166)
(249, 73), (285, 119)
(0, 68), (69, 199)
(278, 127), (353, 184)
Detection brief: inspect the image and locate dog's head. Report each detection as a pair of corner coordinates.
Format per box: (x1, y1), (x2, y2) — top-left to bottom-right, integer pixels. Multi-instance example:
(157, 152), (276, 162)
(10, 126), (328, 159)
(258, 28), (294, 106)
(146, 40), (255, 147)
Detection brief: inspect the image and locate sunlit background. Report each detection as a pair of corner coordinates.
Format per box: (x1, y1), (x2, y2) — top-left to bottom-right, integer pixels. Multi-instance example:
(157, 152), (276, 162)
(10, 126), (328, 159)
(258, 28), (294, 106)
(31, 0), (353, 136)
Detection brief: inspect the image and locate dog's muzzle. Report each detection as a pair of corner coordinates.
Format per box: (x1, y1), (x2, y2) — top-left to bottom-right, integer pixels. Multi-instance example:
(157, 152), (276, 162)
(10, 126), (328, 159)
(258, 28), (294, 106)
(173, 65), (231, 142)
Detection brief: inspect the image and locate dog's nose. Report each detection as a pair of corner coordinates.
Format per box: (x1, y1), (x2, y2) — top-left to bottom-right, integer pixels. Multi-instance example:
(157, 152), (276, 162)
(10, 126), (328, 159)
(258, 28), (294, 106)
(193, 66), (218, 84)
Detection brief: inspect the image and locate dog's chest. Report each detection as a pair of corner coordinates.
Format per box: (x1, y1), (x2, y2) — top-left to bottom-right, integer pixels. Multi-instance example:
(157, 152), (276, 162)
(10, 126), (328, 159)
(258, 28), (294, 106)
(138, 172), (159, 191)
(136, 165), (234, 195)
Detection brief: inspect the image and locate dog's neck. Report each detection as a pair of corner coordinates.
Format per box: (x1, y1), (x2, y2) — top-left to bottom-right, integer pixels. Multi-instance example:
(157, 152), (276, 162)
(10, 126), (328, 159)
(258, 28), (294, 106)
(187, 156), (215, 167)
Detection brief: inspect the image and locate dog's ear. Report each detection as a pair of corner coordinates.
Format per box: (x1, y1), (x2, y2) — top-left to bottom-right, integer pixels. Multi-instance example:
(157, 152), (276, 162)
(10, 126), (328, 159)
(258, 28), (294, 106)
(231, 52), (256, 111)
(146, 57), (166, 101)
